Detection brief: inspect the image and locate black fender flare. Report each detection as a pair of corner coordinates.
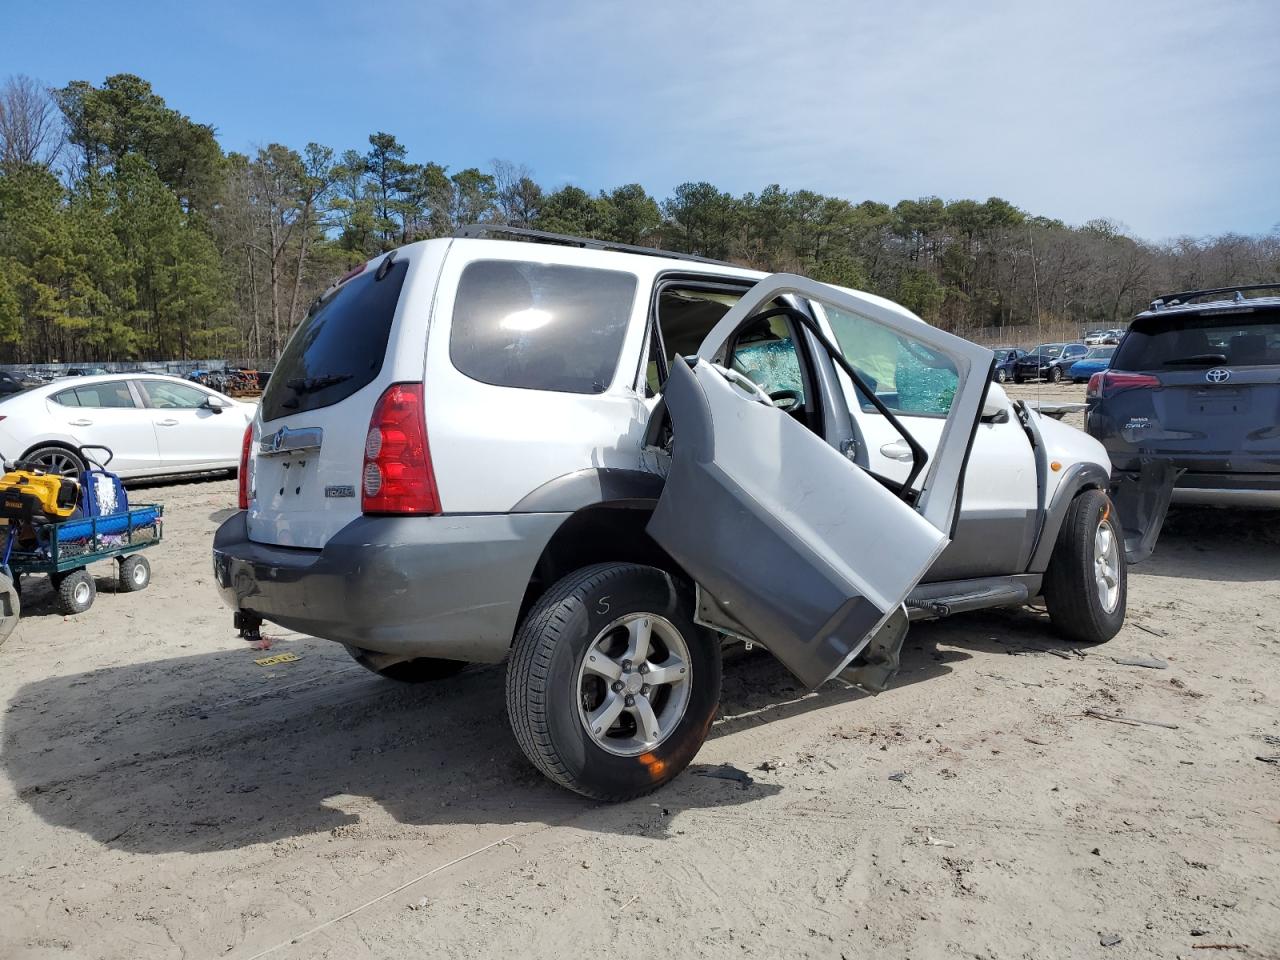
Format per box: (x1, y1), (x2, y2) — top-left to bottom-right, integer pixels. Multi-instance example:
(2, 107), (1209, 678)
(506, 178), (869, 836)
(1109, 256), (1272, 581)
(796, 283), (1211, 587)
(510, 467), (665, 514)
(1026, 462), (1111, 573)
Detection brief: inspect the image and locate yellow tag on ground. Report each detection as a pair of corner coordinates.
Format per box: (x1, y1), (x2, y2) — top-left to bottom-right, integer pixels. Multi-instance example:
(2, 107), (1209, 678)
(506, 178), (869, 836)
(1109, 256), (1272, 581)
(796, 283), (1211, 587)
(254, 652), (301, 666)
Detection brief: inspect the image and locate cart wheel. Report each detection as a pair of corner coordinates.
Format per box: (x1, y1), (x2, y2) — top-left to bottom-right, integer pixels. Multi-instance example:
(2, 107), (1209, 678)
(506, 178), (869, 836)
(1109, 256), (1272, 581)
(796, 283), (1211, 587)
(0, 574), (19, 647)
(118, 555), (151, 592)
(58, 570), (96, 615)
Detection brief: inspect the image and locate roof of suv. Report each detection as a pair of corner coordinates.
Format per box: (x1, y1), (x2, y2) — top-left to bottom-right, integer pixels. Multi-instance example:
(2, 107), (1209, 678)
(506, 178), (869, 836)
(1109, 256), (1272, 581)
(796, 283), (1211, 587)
(1138, 283), (1280, 320)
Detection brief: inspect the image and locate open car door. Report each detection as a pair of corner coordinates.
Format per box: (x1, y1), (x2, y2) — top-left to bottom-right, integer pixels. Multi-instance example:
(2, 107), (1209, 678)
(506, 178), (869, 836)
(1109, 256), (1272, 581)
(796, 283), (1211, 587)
(646, 274), (994, 689)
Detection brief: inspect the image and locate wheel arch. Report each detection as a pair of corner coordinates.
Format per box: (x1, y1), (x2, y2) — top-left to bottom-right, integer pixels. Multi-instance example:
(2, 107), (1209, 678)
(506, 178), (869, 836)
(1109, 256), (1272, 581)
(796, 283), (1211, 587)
(1026, 462), (1111, 573)
(512, 469), (687, 639)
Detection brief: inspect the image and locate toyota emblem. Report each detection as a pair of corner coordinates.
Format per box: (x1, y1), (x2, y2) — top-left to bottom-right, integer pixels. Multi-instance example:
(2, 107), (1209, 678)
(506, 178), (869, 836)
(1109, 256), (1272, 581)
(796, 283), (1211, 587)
(1205, 368), (1231, 384)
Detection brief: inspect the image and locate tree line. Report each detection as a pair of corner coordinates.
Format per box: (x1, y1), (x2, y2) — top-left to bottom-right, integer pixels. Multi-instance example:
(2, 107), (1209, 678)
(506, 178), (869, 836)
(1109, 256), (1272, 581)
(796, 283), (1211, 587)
(1, 72), (1277, 364)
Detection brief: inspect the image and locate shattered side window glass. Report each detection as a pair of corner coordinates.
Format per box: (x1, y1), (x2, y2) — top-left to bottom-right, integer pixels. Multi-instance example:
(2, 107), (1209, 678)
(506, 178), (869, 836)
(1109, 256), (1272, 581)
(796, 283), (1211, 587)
(729, 315), (805, 403)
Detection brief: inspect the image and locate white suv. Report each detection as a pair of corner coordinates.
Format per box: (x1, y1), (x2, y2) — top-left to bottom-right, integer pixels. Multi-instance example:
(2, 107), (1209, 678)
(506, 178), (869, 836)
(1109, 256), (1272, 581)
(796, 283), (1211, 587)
(214, 227), (1145, 800)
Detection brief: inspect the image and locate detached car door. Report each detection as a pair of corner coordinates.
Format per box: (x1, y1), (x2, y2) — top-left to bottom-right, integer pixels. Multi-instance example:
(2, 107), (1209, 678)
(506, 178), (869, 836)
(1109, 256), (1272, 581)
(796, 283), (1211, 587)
(646, 274), (993, 688)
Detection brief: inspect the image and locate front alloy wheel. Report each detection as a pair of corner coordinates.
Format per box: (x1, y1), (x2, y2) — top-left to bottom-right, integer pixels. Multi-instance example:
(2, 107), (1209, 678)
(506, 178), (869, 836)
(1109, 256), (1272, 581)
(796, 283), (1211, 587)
(1044, 488), (1126, 643)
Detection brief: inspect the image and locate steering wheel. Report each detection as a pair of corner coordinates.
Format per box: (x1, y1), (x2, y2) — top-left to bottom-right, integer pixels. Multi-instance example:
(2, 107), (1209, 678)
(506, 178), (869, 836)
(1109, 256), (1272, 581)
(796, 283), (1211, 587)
(769, 388), (801, 412)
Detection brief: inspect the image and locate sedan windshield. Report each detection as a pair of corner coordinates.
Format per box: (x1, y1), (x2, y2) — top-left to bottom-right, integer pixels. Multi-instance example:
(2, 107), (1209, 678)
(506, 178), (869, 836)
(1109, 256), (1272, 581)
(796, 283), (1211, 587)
(1028, 344), (1063, 359)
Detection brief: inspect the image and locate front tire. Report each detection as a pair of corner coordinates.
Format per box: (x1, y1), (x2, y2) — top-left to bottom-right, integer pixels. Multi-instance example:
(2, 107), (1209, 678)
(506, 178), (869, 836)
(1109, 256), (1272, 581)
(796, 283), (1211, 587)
(1048, 366), (1063, 383)
(1044, 489), (1126, 643)
(506, 563), (721, 801)
(995, 369), (1008, 384)
(57, 569), (96, 615)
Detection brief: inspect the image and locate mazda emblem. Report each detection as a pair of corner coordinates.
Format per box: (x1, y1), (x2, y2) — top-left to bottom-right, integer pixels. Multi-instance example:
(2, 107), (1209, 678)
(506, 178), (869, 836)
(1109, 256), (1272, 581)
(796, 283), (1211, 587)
(1205, 368), (1231, 384)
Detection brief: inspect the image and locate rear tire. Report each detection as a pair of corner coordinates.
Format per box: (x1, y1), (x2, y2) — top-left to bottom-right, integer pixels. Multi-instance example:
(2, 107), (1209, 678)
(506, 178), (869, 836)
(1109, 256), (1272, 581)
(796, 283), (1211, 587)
(506, 563), (721, 801)
(118, 555), (150, 592)
(1044, 489), (1126, 644)
(345, 646), (468, 683)
(24, 445), (86, 477)
(57, 569), (96, 615)
(995, 369), (1008, 384)
(1048, 366), (1063, 383)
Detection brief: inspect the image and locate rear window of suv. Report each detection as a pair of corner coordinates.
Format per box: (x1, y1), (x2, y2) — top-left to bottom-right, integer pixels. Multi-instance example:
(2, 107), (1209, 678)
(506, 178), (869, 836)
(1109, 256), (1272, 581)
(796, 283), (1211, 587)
(1113, 309), (1280, 369)
(260, 259), (409, 422)
(449, 260), (638, 394)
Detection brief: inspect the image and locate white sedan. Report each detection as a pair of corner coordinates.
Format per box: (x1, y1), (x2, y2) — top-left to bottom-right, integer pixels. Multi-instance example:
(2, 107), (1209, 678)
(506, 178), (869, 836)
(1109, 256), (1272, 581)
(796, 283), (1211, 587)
(0, 374), (252, 479)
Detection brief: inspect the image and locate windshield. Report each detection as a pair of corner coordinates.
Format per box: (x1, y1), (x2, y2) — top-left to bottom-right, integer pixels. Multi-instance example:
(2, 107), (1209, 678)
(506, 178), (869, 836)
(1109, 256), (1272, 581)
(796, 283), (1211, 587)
(1028, 344), (1063, 359)
(1112, 310), (1280, 369)
(1084, 346), (1115, 360)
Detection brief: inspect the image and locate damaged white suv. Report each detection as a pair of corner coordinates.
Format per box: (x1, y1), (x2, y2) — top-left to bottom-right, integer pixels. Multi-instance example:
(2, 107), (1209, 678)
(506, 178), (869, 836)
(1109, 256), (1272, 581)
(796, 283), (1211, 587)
(214, 226), (1155, 800)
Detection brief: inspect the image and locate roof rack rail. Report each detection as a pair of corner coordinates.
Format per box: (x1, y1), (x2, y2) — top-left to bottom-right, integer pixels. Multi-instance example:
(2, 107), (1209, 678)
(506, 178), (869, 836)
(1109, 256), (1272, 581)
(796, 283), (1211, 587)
(453, 223), (736, 268)
(1149, 282), (1280, 311)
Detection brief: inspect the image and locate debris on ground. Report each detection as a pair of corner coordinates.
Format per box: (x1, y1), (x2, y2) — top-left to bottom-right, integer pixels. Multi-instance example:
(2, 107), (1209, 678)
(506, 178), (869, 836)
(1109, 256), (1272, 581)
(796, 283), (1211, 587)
(696, 764), (754, 785)
(755, 759), (785, 772)
(888, 771), (908, 782)
(408, 897), (428, 911)
(1255, 756), (1280, 765)
(250, 636), (274, 651)
(253, 651), (301, 667)
(1111, 655), (1169, 669)
(1133, 622), (1167, 637)
(1100, 933), (1122, 947)
(926, 835), (955, 848)
(1083, 708), (1179, 730)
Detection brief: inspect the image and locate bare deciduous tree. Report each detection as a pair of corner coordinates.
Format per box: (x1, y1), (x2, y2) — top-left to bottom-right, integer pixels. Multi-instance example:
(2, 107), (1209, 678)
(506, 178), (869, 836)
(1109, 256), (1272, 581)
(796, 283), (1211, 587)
(0, 74), (63, 170)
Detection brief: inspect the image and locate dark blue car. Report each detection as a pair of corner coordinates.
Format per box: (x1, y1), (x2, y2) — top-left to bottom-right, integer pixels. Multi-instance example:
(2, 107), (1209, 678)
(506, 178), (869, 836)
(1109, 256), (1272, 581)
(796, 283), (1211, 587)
(991, 347), (1026, 383)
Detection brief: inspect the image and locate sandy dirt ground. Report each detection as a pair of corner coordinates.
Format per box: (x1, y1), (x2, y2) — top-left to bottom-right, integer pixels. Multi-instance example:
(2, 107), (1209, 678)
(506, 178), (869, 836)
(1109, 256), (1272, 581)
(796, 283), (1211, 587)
(2, 381), (1278, 960)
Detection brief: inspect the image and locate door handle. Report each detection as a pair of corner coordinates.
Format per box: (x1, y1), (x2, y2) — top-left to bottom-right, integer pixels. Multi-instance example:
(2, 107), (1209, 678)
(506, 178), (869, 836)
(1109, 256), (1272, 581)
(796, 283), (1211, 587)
(156, 419), (180, 427)
(69, 419), (93, 427)
(879, 440), (914, 462)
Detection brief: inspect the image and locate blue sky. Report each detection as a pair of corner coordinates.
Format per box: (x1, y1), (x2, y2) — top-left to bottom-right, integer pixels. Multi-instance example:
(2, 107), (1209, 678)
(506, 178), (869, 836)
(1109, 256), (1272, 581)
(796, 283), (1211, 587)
(6, 0), (1278, 239)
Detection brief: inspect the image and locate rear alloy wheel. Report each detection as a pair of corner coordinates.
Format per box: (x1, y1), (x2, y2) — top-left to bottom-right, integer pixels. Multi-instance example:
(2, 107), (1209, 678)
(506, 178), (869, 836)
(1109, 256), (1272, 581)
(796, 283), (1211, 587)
(57, 569), (96, 616)
(1048, 366), (1063, 383)
(507, 563), (721, 801)
(345, 646), (468, 683)
(1044, 488), (1126, 643)
(24, 446), (85, 477)
(995, 369), (1008, 384)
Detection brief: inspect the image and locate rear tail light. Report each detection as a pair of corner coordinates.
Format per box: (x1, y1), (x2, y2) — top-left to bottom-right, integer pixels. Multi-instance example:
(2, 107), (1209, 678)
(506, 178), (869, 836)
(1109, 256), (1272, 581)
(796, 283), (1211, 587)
(238, 423), (254, 510)
(1087, 371), (1160, 399)
(361, 383), (440, 515)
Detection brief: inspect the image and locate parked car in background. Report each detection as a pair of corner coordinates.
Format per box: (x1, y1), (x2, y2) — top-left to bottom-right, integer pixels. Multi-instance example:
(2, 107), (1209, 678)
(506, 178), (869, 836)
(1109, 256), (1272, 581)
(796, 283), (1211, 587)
(1012, 342), (1088, 382)
(0, 370), (31, 396)
(1105, 328), (1126, 344)
(1083, 330), (1109, 345)
(991, 347), (1026, 383)
(1068, 346), (1115, 383)
(1087, 283), (1280, 507)
(214, 226), (1138, 801)
(0, 374), (253, 479)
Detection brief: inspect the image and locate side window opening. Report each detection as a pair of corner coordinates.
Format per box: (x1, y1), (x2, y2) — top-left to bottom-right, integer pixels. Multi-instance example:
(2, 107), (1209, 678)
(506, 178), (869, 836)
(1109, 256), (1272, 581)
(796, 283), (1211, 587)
(73, 381), (136, 409)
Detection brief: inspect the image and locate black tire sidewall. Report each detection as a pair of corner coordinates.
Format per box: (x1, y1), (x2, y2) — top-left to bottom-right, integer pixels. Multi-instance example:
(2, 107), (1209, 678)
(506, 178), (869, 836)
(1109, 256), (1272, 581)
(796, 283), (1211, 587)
(119, 556), (150, 592)
(516, 564), (720, 800)
(1045, 489), (1127, 643)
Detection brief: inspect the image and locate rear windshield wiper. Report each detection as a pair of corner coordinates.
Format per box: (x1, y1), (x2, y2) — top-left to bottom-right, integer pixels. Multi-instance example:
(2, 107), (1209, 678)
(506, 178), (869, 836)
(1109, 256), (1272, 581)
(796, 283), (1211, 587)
(1163, 353), (1227, 366)
(285, 374), (352, 394)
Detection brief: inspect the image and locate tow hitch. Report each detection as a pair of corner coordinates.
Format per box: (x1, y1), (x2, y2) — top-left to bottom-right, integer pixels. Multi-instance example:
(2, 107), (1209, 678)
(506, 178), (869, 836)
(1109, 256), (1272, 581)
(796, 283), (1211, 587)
(234, 609), (263, 643)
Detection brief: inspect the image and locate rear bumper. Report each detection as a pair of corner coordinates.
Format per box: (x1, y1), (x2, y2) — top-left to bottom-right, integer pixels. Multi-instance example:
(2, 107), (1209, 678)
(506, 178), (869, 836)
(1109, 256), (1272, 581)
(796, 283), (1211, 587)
(1169, 471), (1280, 508)
(212, 510), (568, 662)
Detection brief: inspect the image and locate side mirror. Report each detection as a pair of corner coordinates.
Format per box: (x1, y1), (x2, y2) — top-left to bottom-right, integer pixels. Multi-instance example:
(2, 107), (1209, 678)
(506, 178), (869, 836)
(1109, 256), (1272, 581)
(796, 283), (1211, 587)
(202, 396), (228, 414)
(981, 385), (1010, 423)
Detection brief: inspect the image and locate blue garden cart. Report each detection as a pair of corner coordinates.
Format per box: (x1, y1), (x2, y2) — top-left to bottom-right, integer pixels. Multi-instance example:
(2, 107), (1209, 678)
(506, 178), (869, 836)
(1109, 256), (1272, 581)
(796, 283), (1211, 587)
(0, 446), (163, 643)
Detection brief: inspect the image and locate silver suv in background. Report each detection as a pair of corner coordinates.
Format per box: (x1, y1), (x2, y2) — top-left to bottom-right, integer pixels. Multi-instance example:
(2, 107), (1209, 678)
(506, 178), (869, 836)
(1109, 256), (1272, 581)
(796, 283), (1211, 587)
(1086, 284), (1280, 507)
